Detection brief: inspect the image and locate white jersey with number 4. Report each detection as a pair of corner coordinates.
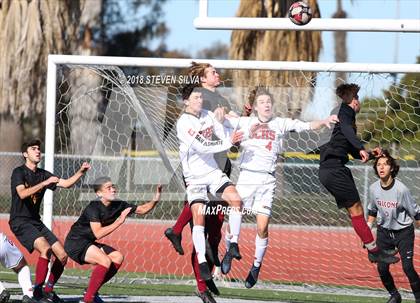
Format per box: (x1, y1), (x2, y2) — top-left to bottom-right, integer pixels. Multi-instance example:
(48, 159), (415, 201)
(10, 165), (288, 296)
(225, 116), (311, 173)
(177, 110), (232, 180)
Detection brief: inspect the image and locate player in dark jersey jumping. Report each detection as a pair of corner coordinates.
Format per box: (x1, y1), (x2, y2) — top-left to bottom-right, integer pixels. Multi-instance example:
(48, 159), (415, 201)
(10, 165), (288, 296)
(367, 151), (420, 303)
(10, 139), (90, 303)
(64, 176), (161, 303)
(318, 83), (399, 265)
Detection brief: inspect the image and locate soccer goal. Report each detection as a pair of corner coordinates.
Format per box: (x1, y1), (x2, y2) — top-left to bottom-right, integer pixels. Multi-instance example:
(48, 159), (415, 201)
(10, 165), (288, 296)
(44, 55), (420, 296)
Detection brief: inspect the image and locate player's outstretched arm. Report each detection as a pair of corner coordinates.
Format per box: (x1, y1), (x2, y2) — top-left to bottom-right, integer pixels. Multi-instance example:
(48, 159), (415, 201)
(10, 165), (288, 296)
(309, 115), (339, 130)
(90, 207), (132, 240)
(135, 185), (162, 215)
(57, 162), (90, 188)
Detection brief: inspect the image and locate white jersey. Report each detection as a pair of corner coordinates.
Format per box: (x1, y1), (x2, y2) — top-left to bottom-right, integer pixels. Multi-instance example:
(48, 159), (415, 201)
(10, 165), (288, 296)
(177, 110), (232, 180)
(225, 116), (311, 173)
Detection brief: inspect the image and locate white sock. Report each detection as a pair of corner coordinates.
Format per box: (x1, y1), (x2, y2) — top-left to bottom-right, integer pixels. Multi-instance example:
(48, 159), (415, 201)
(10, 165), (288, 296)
(192, 225), (207, 264)
(225, 232), (232, 252)
(254, 235), (268, 267)
(18, 265), (33, 297)
(0, 281), (5, 292)
(229, 211), (242, 243)
(365, 240), (377, 252)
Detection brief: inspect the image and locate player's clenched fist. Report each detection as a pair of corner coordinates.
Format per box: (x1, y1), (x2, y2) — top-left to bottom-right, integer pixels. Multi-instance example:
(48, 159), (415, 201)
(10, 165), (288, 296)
(230, 130), (243, 145)
(153, 185), (162, 203)
(79, 162), (91, 173)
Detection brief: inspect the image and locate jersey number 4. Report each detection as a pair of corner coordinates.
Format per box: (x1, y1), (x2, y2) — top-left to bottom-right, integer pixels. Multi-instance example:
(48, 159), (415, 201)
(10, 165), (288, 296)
(265, 141), (272, 151)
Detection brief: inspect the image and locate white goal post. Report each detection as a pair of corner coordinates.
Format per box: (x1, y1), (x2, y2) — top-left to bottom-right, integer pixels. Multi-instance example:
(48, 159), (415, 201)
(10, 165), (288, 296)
(43, 54), (420, 293)
(44, 54), (420, 229)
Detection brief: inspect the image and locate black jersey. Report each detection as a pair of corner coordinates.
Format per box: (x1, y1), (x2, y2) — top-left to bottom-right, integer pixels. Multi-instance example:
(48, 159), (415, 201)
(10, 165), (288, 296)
(66, 199), (137, 242)
(199, 88), (232, 113)
(10, 165), (57, 222)
(320, 103), (364, 166)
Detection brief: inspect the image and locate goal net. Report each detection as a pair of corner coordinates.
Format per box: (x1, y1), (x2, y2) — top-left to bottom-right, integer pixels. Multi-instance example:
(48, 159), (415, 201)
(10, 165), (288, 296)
(47, 57), (420, 297)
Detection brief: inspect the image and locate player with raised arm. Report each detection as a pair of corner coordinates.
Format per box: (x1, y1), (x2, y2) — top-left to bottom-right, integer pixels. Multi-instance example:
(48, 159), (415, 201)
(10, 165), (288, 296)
(318, 83), (399, 264)
(222, 88), (338, 287)
(367, 151), (420, 303)
(164, 62), (245, 303)
(0, 232), (35, 303)
(165, 62), (237, 256)
(9, 139), (90, 303)
(176, 83), (244, 283)
(64, 177), (161, 303)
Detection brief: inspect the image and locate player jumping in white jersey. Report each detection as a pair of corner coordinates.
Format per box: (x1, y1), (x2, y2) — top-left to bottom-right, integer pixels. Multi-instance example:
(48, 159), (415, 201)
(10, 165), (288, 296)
(177, 84), (244, 282)
(222, 88), (338, 287)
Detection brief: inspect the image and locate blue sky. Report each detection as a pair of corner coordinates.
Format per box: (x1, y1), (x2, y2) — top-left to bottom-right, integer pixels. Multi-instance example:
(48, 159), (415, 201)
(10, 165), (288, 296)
(163, 0), (420, 64)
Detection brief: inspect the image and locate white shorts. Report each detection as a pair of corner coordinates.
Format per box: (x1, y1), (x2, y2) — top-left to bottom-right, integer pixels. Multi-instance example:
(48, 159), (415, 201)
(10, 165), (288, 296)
(236, 170), (276, 217)
(185, 169), (232, 204)
(0, 233), (23, 269)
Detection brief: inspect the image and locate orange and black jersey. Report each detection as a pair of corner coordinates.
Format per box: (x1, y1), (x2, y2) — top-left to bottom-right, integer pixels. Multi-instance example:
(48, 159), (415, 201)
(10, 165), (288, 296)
(66, 199), (137, 242)
(10, 165), (57, 222)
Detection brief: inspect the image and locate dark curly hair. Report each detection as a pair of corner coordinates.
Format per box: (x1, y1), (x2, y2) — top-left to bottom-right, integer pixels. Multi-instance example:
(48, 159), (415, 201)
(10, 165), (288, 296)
(373, 150), (400, 178)
(336, 83), (360, 104)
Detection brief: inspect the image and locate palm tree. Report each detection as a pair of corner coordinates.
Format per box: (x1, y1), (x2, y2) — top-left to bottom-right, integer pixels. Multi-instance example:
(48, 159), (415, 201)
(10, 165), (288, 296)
(229, 0), (322, 119)
(0, 0), (93, 152)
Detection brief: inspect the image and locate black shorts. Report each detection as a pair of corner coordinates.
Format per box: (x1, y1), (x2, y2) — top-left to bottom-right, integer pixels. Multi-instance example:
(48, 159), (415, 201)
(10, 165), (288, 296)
(318, 165), (360, 209)
(64, 237), (116, 265)
(9, 218), (58, 253)
(377, 225), (415, 260)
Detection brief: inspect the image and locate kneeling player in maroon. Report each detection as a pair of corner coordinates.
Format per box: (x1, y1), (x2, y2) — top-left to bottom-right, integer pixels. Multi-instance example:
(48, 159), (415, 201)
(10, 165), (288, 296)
(64, 177), (161, 303)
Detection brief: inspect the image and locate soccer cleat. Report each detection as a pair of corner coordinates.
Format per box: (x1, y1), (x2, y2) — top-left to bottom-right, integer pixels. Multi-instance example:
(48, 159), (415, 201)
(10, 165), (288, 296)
(93, 293), (104, 303)
(32, 286), (49, 303)
(43, 291), (64, 303)
(196, 290), (217, 303)
(221, 250), (233, 274)
(199, 262), (213, 281)
(368, 250), (400, 264)
(386, 292), (402, 303)
(221, 242), (242, 274)
(22, 295), (38, 303)
(0, 289), (10, 303)
(164, 227), (184, 255)
(205, 279), (220, 296)
(228, 242), (242, 260)
(245, 264), (262, 289)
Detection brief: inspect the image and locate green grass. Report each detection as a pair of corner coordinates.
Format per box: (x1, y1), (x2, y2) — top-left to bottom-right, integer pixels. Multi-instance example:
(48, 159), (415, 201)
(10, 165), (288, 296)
(0, 270), (414, 303)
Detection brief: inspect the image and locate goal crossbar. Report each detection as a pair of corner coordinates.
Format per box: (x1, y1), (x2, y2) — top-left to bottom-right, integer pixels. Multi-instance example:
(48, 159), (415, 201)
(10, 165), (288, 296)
(196, 0), (420, 32)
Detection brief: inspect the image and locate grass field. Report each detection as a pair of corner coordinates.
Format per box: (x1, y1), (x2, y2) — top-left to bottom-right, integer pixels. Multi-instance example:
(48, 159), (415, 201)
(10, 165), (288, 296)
(0, 270), (416, 303)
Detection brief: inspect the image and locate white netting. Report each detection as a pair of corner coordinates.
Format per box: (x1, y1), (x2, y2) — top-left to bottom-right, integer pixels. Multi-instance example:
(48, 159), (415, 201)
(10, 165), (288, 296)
(51, 63), (420, 297)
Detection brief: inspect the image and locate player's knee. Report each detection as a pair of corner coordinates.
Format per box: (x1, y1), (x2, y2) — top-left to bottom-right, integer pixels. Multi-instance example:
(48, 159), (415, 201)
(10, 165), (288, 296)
(99, 256), (112, 269)
(113, 251), (124, 264)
